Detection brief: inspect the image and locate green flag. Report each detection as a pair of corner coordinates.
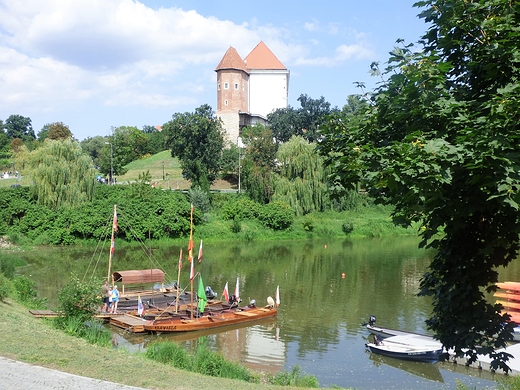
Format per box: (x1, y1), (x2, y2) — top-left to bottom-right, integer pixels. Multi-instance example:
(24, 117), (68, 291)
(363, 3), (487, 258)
(197, 276), (207, 313)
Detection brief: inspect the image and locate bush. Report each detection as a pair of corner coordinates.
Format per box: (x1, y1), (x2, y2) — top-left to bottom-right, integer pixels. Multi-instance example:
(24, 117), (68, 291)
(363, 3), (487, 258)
(188, 186), (211, 213)
(220, 196), (260, 221)
(342, 220), (354, 235)
(145, 341), (192, 369)
(56, 274), (100, 323)
(267, 365), (319, 388)
(13, 275), (47, 309)
(258, 202), (294, 230)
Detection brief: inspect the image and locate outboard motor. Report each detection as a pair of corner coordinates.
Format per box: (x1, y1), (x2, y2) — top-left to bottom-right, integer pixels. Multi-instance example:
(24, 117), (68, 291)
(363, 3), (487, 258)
(368, 315), (376, 326)
(205, 286), (218, 300)
(248, 299), (256, 308)
(228, 294), (237, 305)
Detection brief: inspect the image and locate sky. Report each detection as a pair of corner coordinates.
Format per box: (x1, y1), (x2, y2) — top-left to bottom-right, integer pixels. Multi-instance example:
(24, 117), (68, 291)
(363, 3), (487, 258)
(0, 0), (430, 141)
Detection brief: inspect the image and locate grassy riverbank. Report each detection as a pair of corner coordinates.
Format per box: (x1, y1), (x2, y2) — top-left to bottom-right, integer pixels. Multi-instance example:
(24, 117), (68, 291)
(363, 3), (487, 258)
(0, 298), (323, 390)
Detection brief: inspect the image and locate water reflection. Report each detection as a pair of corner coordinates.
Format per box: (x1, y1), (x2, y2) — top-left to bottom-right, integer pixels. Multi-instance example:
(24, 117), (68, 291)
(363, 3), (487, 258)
(12, 236), (503, 389)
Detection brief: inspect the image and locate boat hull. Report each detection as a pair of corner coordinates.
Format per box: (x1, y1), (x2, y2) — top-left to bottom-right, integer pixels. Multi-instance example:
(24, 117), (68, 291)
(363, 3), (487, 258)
(366, 343), (443, 363)
(144, 306), (277, 333)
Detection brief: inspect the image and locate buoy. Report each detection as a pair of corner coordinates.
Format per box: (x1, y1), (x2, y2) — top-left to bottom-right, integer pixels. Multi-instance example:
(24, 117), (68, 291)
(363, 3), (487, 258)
(341, 273), (346, 279)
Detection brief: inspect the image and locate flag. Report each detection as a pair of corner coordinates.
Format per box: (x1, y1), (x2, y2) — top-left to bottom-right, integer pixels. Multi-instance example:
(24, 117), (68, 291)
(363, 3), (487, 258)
(197, 276), (207, 313)
(110, 236), (115, 253)
(222, 282), (229, 303)
(190, 254), (194, 281)
(198, 240), (203, 263)
(113, 208), (118, 231)
(137, 295), (144, 316)
(276, 285), (280, 307)
(178, 249), (183, 269)
(234, 277), (240, 299)
(188, 238), (194, 262)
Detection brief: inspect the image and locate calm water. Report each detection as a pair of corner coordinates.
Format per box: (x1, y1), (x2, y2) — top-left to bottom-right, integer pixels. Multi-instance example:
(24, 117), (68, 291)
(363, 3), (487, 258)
(13, 236), (515, 389)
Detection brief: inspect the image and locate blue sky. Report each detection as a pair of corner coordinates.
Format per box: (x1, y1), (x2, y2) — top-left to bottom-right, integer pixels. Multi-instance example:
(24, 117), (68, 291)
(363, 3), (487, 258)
(0, 0), (429, 141)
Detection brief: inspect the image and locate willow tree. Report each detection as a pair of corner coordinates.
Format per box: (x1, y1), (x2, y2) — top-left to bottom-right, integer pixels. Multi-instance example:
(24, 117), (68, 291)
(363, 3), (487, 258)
(26, 139), (96, 209)
(273, 136), (328, 216)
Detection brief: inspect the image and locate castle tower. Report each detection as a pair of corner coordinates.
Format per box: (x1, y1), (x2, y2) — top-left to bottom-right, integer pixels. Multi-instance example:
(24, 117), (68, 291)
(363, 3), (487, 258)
(215, 46), (249, 142)
(215, 42), (289, 144)
(244, 41), (289, 118)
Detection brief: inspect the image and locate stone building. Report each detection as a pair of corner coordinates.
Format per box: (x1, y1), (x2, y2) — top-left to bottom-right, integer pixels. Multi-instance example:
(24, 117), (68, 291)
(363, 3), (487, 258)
(215, 41), (289, 143)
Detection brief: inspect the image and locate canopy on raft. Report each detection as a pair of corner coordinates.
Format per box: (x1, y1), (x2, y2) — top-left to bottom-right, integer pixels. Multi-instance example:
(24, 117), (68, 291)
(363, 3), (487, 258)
(112, 269), (165, 285)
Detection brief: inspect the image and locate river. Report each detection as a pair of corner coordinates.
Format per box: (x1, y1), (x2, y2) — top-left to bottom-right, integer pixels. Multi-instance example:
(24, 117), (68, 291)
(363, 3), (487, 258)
(12, 236), (508, 389)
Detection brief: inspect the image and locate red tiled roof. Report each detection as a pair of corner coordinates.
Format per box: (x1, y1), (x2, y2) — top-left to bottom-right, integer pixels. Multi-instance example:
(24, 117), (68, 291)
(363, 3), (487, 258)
(215, 46), (248, 73)
(244, 41), (286, 70)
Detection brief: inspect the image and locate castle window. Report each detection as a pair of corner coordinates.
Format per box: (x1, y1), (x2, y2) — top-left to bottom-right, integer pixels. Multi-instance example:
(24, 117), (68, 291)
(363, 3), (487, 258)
(224, 100), (228, 106)
(224, 82), (229, 89)
(234, 83), (239, 90)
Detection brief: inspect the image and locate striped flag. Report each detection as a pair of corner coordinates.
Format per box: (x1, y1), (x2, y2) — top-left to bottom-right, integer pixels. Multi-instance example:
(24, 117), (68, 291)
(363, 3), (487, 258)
(190, 253), (195, 281)
(276, 285), (280, 307)
(198, 240), (203, 263)
(110, 236), (115, 253)
(222, 282), (229, 303)
(178, 249), (182, 269)
(113, 208), (118, 231)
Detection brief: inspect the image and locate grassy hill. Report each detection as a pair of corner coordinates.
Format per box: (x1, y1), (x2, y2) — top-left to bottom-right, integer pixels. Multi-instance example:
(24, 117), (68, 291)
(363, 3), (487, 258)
(116, 150), (235, 191)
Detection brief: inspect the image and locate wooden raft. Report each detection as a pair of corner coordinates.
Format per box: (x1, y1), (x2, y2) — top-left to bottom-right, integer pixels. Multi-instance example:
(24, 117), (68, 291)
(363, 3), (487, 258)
(29, 310), (60, 318)
(110, 314), (149, 333)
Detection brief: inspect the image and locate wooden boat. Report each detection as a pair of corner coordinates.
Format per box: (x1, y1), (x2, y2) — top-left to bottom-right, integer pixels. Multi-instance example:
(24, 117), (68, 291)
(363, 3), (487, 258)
(366, 335), (444, 363)
(143, 303), (277, 333)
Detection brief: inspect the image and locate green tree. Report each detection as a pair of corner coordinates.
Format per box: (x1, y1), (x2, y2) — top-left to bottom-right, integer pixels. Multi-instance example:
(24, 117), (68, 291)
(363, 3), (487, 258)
(26, 139), (96, 209)
(80, 136), (106, 168)
(319, 0), (520, 370)
(268, 106), (300, 144)
(37, 124), (50, 142)
(163, 104), (225, 191)
(47, 122), (73, 140)
(273, 136), (329, 216)
(267, 94), (337, 144)
(5, 115), (35, 142)
(241, 124), (277, 204)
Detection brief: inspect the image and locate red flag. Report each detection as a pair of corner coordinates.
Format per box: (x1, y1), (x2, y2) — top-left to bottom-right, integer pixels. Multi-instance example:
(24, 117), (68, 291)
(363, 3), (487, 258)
(113, 208), (118, 231)
(178, 249), (182, 269)
(222, 282), (229, 303)
(189, 254), (194, 281)
(188, 238), (194, 262)
(110, 236), (115, 253)
(198, 240), (203, 263)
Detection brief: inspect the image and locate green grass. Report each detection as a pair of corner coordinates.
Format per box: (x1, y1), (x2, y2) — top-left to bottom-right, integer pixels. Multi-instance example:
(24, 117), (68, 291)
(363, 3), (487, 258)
(0, 298), (325, 390)
(117, 150), (233, 190)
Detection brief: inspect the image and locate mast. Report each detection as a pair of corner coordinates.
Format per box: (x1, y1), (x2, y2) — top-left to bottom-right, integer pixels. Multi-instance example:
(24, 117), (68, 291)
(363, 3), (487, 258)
(175, 249), (182, 313)
(107, 204), (117, 284)
(189, 204), (194, 319)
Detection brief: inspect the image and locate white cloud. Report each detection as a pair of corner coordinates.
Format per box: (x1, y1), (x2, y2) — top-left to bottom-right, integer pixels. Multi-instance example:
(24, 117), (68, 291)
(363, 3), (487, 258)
(293, 43), (375, 67)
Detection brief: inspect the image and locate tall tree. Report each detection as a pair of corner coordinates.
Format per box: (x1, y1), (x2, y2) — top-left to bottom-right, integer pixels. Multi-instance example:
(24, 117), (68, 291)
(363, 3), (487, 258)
(272, 136), (329, 216)
(318, 0), (520, 370)
(80, 136), (107, 168)
(162, 104), (225, 191)
(5, 115), (35, 141)
(267, 94), (337, 143)
(26, 139), (96, 209)
(47, 122), (73, 140)
(241, 124), (277, 204)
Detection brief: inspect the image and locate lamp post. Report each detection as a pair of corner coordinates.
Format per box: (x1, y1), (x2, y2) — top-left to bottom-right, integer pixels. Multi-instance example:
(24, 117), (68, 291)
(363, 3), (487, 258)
(237, 136), (243, 194)
(105, 141), (113, 185)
